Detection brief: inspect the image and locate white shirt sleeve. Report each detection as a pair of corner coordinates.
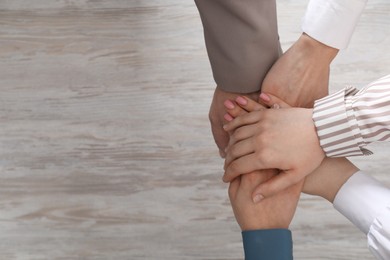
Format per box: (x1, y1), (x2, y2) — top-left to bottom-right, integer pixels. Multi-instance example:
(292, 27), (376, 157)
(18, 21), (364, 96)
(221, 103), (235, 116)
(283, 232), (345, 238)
(334, 171), (390, 259)
(302, 0), (367, 49)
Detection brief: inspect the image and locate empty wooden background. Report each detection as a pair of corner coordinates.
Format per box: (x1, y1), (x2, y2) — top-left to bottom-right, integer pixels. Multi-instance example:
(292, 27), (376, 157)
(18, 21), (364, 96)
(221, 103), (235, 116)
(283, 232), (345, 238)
(0, 0), (389, 259)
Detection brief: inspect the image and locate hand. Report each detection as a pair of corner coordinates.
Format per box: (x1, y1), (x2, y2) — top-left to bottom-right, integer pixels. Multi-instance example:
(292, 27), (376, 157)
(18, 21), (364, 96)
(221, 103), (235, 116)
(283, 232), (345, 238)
(224, 94), (325, 200)
(209, 86), (258, 157)
(261, 33), (338, 108)
(229, 170), (303, 231)
(224, 95), (358, 203)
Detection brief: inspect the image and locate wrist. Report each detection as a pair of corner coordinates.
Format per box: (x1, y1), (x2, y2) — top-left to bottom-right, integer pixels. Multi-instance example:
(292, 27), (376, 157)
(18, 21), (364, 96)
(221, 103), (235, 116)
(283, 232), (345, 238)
(299, 33), (339, 64)
(304, 158), (359, 203)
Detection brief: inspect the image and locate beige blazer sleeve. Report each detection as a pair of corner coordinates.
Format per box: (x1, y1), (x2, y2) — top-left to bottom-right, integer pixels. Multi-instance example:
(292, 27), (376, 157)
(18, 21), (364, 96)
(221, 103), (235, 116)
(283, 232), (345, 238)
(195, 0), (281, 93)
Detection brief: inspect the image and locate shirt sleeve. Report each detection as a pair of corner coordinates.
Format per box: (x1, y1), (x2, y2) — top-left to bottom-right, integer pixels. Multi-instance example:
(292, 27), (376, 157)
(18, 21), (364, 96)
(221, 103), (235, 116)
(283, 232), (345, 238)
(194, 0), (281, 93)
(242, 229), (293, 260)
(333, 171), (390, 259)
(302, 0), (367, 49)
(313, 74), (390, 157)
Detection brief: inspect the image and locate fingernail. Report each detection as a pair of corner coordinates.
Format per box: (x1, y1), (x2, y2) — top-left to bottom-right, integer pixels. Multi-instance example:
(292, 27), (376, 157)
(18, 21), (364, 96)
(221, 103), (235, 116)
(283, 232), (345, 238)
(235, 96), (247, 106)
(224, 100), (235, 109)
(272, 103), (280, 109)
(259, 93), (271, 102)
(224, 113), (233, 122)
(253, 194), (264, 203)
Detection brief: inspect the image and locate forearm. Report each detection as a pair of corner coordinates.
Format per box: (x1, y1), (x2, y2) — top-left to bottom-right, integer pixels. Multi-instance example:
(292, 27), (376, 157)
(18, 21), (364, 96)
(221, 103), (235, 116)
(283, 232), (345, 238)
(195, 0), (280, 93)
(303, 157), (358, 203)
(311, 166), (390, 259)
(261, 33), (338, 108)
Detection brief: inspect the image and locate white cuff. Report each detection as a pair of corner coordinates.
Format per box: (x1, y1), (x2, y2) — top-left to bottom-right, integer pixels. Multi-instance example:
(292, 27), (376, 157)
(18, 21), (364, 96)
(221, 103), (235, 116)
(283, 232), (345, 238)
(368, 207), (390, 260)
(302, 0), (367, 49)
(334, 171), (390, 234)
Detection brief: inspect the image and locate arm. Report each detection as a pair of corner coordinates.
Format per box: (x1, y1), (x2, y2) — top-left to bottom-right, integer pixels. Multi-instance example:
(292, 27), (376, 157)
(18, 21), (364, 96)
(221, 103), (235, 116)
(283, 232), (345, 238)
(305, 160), (390, 260)
(195, 0), (280, 156)
(196, 0), (366, 155)
(225, 97), (301, 260)
(261, 33), (337, 108)
(195, 0), (366, 154)
(261, 0), (367, 107)
(194, 0), (280, 93)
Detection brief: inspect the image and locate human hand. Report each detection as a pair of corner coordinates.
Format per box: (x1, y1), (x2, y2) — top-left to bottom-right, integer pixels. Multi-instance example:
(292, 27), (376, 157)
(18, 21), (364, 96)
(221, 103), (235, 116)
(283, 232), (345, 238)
(209, 86), (258, 158)
(261, 33), (338, 108)
(229, 171), (303, 231)
(223, 94), (325, 200)
(224, 95), (358, 204)
(224, 95), (301, 230)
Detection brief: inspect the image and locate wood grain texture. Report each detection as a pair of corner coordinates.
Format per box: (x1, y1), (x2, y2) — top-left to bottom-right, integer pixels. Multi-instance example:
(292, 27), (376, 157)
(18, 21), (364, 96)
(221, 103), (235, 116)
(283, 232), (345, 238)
(0, 0), (389, 259)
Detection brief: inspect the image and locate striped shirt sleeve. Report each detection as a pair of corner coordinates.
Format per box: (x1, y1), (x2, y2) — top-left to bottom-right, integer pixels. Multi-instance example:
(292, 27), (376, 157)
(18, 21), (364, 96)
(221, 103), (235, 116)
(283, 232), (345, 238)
(313, 74), (390, 157)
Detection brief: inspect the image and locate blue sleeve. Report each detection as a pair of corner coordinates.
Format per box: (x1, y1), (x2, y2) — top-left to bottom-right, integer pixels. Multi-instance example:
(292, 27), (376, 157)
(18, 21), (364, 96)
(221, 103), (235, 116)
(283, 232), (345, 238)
(242, 229), (293, 260)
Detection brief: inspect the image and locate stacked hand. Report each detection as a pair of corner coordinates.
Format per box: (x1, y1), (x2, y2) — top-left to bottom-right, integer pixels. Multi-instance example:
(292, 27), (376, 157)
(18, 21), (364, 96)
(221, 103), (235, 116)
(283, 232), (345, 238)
(208, 33), (339, 231)
(225, 94), (358, 230)
(223, 94), (325, 201)
(224, 94), (359, 232)
(225, 97), (303, 230)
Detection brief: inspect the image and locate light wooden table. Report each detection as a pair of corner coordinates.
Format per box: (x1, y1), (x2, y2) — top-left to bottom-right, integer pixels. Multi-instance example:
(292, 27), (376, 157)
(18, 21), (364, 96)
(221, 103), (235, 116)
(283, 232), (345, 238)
(0, 1), (389, 259)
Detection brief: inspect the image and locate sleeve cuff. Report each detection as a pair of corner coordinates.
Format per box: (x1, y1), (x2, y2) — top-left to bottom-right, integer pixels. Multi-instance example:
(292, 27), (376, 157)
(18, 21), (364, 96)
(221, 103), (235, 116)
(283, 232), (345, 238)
(302, 0), (367, 49)
(334, 171), (390, 234)
(242, 229), (293, 260)
(368, 206), (390, 259)
(313, 86), (372, 157)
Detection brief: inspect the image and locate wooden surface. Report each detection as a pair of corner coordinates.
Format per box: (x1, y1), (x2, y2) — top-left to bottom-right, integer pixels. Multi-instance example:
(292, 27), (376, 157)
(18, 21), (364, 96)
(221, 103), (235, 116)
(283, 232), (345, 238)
(0, 1), (389, 259)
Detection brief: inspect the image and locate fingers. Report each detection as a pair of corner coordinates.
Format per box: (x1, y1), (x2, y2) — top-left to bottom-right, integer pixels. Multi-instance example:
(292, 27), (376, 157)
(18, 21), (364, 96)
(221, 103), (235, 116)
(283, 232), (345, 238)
(223, 153), (270, 183)
(259, 93), (292, 109)
(251, 170), (302, 202)
(227, 123), (259, 149)
(224, 99), (247, 119)
(234, 96), (266, 112)
(224, 137), (254, 170)
(224, 96), (266, 120)
(223, 111), (262, 132)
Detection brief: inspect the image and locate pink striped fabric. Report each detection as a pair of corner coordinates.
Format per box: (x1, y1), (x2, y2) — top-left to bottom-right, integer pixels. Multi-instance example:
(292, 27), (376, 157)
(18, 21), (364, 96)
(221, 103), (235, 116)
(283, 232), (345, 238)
(313, 74), (390, 157)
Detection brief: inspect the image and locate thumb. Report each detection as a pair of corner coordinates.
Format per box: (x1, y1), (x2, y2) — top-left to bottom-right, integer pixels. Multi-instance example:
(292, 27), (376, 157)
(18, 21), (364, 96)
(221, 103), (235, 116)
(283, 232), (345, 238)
(251, 170), (301, 202)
